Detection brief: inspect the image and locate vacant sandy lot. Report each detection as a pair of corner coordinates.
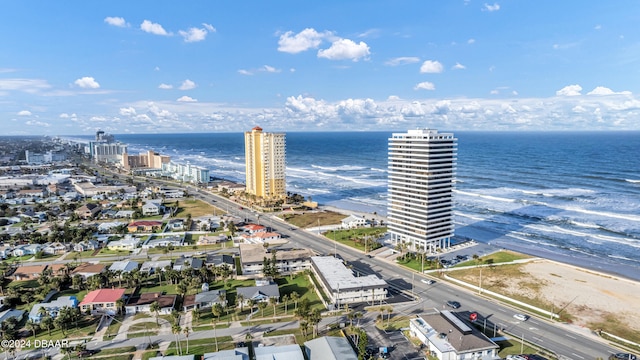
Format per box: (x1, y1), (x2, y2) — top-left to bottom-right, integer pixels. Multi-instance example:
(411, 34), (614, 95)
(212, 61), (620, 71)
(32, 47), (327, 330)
(450, 259), (640, 334)
(522, 260), (640, 331)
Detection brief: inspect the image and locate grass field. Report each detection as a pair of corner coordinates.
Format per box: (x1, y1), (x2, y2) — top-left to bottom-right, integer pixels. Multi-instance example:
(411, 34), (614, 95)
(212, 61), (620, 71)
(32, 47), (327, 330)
(166, 199), (220, 218)
(281, 211), (345, 228)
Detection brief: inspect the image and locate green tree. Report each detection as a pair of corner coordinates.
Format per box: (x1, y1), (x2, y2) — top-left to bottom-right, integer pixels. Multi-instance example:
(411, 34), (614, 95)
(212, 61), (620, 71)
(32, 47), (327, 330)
(257, 301), (267, 318)
(150, 301), (161, 325)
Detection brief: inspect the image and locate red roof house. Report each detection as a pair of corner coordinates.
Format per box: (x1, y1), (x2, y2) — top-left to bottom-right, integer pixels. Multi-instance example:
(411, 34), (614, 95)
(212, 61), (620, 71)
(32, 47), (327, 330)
(79, 288), (126, 315)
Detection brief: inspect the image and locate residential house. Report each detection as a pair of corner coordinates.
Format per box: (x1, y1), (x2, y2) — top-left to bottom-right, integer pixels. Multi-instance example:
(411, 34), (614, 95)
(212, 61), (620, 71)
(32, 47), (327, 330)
(197, 235), (227, 245)
(239, 231), (282, 244)
(409, 311), (500, 360)
(304, 337), (358, 360)
(125, 292), (176, 315)
(10, 264), (47, 281)
(17, 189), (45, 198)
(71, 263), (106, 279)
(28, 296), (78, 323)
(253, 345), (304, 360)
(167, 219), (184, 231)
(236, 283), (280, 306)
(173, 256), (203, 271)
(0, 244), (13, 259)
(127, 220), (163, 233)
(12, 244), (42, 257)
(182, 289), (227, 312)
(74, 203), (101, 219)
(140, 260), (172, 274)
(42, 242), (68, 255)
(142, 200), (163, 216)
(341, 215), (367, 229)
(98, 221), (125, 232)
(142, 235), (183, 249)
(205, 254), (235, 270)
(79, 288), (126, 315)
(239, 244), (314, 276)
(109, 260), (139, 273)
(203, 348), (250, 360)
(74, 239), (99, 252)
(0, 309), (25, 324)
(114, 210), (134, 218)
(107, 235), (140, 251)
(241, 224), (266, 235)
(149, 355), (194, 360)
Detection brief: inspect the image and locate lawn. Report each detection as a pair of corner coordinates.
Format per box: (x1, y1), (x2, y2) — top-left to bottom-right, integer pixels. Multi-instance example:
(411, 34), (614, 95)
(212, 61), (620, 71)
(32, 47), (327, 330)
(323, 227), (387, 253)
(166, 199), (220, 218)
(31, 314), (99, 341)
(455, 250), (532, 267)
(281, 211), (345, 228)
(164, 336), (234, 356)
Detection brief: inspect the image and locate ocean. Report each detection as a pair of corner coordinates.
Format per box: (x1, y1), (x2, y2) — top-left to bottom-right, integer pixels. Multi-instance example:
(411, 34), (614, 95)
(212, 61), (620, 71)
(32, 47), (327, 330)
(76, 131), (640, 279)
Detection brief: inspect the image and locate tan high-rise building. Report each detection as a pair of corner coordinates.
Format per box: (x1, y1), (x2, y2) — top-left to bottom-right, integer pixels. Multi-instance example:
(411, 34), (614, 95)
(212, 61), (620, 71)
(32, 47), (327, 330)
(244, 126), (286, 199)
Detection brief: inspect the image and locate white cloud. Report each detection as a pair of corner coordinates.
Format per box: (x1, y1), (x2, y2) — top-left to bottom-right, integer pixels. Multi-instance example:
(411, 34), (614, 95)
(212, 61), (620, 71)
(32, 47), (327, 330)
(587, 86), (632, 96)
(25, 120), (50, 127)
(0, 78), (52, 93)
(277, 28), (330, 54)
(140, 20), (171, 36)
(179, 24), (216, 43)
(420, 60), (444, 73)
(119, 107), (137, 116)
(385, 57), (420, 66)
(452, 62), (466, 70)
(594, 24), (602, 30)
(468, 38), (476, 44)
(59, 113), (77, 119)
(483, 3), (500, 11)
(104, 16), (128, 27)
(556, 84), (582, 96)
(318, 39), (370, 61)
(17, 110), (32, 116)
(490, 89), (499, 95)
(177, 96), (197, 102)
(179, 79), (196, 90)
(238, 69), (253, 76)
(158, 83), (173, 89)
(74, 77), (100, 89)
(261, 65), (280, 73)
(414, 82), (436, 91)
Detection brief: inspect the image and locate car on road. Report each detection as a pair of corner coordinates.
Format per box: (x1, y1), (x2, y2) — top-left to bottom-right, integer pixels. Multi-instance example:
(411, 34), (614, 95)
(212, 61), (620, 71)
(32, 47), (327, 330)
(513, 313), (529, 321)
(446, 300), (461, 308)
(421, 279), (435, 285)
(609, 353), (637, 360)
(77, 350), (97, 358)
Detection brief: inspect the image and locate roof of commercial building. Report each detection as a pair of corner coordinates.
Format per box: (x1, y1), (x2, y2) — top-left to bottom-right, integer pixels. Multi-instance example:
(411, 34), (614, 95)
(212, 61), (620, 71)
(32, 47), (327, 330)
(240, 244), (314, 264)
(253, 344), (304, 360)
(311, 256), (387, 292)
(412, 311), (498, 353)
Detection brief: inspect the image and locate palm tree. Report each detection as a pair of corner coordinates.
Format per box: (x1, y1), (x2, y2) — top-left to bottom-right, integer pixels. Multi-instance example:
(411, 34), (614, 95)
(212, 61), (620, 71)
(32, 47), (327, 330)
(115, 298), (124, 315)
(183, 327), (191, 354)
(150, 301), (161, 325)
(247, 299), (255, 314)
(282, 294), (289, 315)
(269, 297), (278, 318)
(290, 291), (300, 311)
(41, 315), (54, 336)
(191, 309), (200, 326)
(171, 323), (182, 355)
(257, 301), (267, 318)
(236, 293), (245, 312)
(25, 319), (39, 340)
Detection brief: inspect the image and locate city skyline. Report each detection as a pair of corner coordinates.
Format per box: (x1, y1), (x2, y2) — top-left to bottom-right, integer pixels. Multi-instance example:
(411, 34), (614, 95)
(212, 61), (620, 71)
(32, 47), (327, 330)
(2, 1), (640, 135)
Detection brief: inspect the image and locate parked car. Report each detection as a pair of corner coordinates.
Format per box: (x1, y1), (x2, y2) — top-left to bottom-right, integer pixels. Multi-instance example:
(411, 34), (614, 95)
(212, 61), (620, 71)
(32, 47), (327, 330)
(513, 313), (529, 321)
(421, 279), (435, 285)
(446, 300), (461, 309)
(609, 354), (637, 360)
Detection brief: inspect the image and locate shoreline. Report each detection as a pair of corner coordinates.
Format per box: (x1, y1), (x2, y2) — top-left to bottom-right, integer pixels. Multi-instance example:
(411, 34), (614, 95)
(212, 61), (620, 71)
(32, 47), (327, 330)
(317, 204), (640, 283)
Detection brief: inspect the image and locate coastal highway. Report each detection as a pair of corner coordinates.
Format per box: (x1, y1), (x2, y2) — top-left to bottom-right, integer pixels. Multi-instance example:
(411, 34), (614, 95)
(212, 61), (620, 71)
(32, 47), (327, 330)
(193, 190), (620, 360)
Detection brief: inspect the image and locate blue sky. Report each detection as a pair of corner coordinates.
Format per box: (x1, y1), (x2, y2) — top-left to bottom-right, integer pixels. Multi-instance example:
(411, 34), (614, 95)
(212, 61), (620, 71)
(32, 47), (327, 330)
(1, 1), (640, 135)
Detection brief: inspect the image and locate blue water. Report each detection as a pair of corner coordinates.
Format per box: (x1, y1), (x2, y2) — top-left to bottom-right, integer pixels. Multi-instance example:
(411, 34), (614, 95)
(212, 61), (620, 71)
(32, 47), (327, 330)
(73, 131), (640, 278)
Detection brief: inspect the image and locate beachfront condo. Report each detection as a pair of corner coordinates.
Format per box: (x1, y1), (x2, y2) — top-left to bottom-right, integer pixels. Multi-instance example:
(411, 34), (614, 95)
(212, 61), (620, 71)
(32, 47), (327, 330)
(244, 126), (287, 200)
(387, 129), (457, 252)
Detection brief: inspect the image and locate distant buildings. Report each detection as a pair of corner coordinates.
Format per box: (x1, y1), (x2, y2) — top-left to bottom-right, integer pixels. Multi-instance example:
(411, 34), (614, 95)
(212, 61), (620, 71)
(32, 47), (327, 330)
(244, 126), (286, 200)
(387, 129), (457, 252)
(121, 150), (170, 171)
(161, 161), (210, 184)
(87, 130), (128, 164)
